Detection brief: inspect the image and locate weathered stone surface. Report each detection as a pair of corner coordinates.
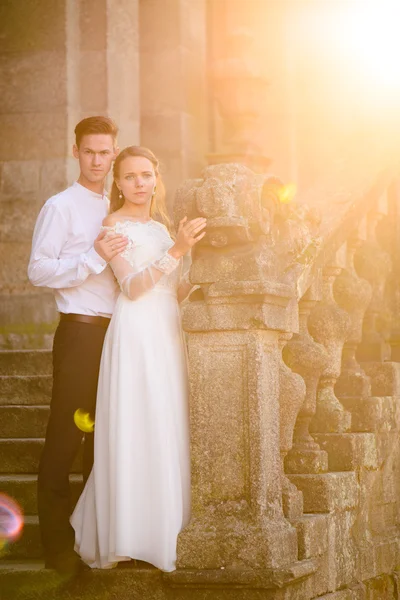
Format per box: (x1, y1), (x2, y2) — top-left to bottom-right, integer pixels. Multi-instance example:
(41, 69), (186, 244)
(3, 516), (41, 560)
(0, 161), (40, 199)
(315, 591), (363, 600)
(279, 334), (306, 520)
(363, 362), (400, 396)
(0, 52), (67, 115)
(0, 474), (82, 515)
(0, 293), (57, 328)
(0, 375), (51, 405)
(0, 113), (67, 162)
(0, 1), (66, 54)
(340, 396), (396, 433)
(309, 267), (351, 434)
(0, 350), (52, 376)
(333, 235), (372, 399)
(288, 473), (358, 513)
(363, 573), (395, 599)
(284, 293), (329, 475)
(0, 406), (49, 438)
(313, 433), (379, 471)
(0, 200), (40, 243)
(293, 514), (329, 560)
(0, 332), (54, 351)
(0, 439), (82, 474)
(177, 330), (298, 571)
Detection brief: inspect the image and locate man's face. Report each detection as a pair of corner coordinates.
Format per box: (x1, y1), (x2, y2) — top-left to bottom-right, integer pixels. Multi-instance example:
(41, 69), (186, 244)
(73, 134), (117, 184)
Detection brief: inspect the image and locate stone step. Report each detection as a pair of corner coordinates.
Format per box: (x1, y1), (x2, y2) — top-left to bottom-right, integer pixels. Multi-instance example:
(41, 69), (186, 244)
(2, 516), (41, 560)
(0, 406), (49, 438)
(0, 560), (45, 573)
(0, 350), (52, 376)
(0, 331), (54, 351)
(0, 474), (83, 515)
(0, 439), (82, 474)
(0, 563), (160, 600)
(0, 375), (51, 405)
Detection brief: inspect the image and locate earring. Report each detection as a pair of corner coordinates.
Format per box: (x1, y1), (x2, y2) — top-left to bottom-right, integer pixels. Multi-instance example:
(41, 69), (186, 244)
(118, 190), (123, 200)
(152, 186), (157, 197)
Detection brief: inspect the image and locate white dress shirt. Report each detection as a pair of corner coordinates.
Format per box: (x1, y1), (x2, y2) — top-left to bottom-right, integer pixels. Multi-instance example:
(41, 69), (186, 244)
(28, 182), (119, 317)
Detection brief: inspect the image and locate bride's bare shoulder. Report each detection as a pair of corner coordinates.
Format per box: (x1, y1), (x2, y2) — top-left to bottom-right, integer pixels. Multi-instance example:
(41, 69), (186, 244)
(102, 213), (120, 227)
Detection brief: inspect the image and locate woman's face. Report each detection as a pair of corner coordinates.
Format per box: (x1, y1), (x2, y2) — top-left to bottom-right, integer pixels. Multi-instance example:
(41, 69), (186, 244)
(116, 155), (156, 208)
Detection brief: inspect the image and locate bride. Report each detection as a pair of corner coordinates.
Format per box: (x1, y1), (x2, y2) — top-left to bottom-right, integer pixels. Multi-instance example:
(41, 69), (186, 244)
(70, 145), (206, 572)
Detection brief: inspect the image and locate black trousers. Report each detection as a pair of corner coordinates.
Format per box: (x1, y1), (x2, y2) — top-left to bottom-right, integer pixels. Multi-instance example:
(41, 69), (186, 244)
(37, 319), (107, 563)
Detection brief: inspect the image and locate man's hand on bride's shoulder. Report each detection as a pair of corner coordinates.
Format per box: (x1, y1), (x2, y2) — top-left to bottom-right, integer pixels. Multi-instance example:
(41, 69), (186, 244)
(169, 216), (207, 259)
(94, 228), (129, 262)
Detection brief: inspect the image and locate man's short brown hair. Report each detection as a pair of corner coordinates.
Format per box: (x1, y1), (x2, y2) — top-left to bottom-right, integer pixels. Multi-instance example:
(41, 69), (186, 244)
(74, 116), (118, 148)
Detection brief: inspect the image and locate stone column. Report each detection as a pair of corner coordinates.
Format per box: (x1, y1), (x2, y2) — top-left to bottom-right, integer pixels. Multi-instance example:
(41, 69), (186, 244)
(0, 0), (71, 344)
(139, 0), (208, 203)
(106, 0), (140, 148)
(66, 0), (140, 177)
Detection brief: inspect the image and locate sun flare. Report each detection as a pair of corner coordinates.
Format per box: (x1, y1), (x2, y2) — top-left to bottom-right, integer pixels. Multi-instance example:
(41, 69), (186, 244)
(342, 0), (400, 89)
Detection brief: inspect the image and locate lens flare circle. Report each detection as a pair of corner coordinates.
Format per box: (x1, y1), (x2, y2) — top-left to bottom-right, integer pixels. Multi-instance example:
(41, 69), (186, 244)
(74, 409), (95, 433)
(278, 183), (297, 204)
(0, 494), (24, 546)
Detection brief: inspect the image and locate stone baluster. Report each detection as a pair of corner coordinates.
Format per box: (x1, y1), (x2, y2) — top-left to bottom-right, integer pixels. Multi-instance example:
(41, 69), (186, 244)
(379, 181), (400, 361)
(278, 332), (306, 520)
(354, 195), (391, 363)
(334, 220), (372, 399)
(284, 281), (330, 475)
(309, 252), (352, 434)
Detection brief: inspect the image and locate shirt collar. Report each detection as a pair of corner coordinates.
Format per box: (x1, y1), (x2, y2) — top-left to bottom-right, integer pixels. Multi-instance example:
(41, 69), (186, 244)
(73, 181), (107, 200)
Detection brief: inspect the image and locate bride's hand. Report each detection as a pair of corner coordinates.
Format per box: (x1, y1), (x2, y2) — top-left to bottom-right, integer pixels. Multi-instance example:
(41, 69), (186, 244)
(169, 217), (207, 259)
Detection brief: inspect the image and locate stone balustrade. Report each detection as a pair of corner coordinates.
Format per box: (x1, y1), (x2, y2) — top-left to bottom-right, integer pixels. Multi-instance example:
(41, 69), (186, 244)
(166, 150), (400, 598)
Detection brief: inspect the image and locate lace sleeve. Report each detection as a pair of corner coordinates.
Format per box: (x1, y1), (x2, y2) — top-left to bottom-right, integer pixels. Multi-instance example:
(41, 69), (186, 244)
(177, 258), (193, 303)
(109, 250), (180, 301)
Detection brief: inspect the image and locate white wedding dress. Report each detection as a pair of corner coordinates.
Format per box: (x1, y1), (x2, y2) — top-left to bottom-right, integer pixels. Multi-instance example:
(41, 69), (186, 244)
(70, 219), (191, 572)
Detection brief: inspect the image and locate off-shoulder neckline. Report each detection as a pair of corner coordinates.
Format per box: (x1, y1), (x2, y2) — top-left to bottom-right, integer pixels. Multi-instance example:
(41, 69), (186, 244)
(101, 219), (167, 231)
(102, 218), (155, 227)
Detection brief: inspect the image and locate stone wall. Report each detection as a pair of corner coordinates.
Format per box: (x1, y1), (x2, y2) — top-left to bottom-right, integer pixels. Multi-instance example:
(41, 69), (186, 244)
(0, 0), (140, 347)
(0, 0), (208, 347)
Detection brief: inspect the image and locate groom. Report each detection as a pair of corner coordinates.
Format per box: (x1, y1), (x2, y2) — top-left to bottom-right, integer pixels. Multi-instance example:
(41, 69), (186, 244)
(28, 116), (128, 577)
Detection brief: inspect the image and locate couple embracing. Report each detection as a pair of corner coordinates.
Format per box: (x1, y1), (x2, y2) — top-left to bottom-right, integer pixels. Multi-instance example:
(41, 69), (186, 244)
(28, 116), (206, 578)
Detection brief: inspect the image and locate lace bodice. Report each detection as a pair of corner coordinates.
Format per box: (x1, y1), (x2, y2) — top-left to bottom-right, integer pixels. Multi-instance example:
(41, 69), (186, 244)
(102, 219), (183, 300)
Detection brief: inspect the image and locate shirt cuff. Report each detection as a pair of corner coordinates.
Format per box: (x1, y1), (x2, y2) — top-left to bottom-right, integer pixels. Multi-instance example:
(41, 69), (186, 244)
(85, 246), (108, 274)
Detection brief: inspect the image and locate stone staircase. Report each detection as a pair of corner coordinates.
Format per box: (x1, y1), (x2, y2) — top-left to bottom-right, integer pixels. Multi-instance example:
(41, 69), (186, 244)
(0, 350), (50, 568)
(0, 350), (165, 600)
(0, 350), (84, 597)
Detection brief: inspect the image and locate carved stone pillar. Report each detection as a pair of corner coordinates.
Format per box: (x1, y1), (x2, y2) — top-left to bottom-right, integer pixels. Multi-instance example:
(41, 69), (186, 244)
(170, 164), (318, 586)
(334, 223), (372, 399)
(309, 261), (352, 434)
(284, 283), (329, 474)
